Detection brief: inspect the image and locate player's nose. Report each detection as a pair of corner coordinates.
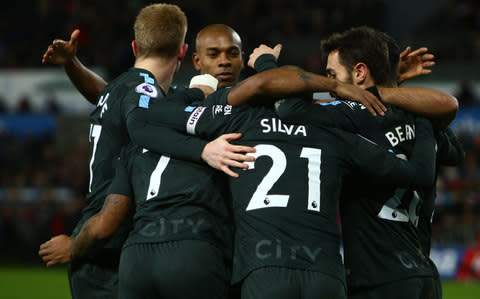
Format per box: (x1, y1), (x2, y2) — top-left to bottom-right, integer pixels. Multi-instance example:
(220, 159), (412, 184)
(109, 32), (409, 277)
(218, 52), (231, 67)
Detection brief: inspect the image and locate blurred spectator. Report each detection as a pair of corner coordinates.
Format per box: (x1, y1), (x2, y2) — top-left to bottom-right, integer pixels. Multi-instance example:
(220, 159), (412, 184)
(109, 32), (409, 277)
(456, 78), (479, 107)
(457, 232), (480, 280)
(16, 95), (32, 113)
(0, 95), (7, 113)
(44, 94), (61, 115)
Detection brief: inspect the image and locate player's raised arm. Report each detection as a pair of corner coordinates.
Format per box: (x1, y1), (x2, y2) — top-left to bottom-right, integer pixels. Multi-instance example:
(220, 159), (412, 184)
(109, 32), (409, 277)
(42, 29), (107, 105)
(247, 44), (282, 70)
(227, 66), (386, 116)
(397, 47), (435, 85)
(378, 86), (458, 128)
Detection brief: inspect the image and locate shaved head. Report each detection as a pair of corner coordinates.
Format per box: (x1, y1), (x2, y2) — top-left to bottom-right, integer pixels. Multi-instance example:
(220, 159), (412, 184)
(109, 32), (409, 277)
(195, 24), (242, 52)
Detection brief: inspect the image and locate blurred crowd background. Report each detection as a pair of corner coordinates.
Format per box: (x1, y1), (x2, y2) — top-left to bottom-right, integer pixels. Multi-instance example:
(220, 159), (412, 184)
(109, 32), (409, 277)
(0, 0), (479, 271)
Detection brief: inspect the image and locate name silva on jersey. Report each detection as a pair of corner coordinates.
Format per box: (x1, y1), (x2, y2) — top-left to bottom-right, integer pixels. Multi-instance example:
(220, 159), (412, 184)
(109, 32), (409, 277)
(260, 118), (307, 136)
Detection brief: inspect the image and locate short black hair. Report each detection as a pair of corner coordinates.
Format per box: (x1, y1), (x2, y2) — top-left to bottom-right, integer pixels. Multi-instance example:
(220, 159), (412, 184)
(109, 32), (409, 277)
(321, 26), (397, 86)
(378, 31), (401, 87)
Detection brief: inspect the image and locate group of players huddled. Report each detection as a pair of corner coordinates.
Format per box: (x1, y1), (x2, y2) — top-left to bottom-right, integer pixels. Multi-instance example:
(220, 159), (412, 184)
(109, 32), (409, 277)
(38, 3), (463, 299)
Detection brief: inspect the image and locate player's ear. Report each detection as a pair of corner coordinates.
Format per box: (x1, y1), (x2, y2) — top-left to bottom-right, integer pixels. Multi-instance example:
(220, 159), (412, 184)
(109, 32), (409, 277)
(192, 52), (201, 71)
(353, 62), (368, 85)
(131, 41), (138, 57)
(178, 43), (188, 62)
(240, 50), (245, 70)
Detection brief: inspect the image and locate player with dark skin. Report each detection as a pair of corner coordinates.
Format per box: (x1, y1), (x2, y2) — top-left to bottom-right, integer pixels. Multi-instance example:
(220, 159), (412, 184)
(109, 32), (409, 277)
(39, 24), (449, 264)
(39, 67), (439, 299)
(192, 24), (245, 89)
(36, 7), (264, 299)
(40, 24), (449, 298)
(39, 22), (390, 299)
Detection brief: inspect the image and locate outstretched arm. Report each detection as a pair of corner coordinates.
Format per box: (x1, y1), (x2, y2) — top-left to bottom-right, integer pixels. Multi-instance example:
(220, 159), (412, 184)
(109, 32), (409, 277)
(227, 66), (386, 116)
(378, 87), (458, 128)
(42, 29), (107, 105)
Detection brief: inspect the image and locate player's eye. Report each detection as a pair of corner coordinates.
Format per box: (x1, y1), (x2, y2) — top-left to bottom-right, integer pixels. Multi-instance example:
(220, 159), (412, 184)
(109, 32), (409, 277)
(207, 52), (218, 58)
(229, 51), (240, 57)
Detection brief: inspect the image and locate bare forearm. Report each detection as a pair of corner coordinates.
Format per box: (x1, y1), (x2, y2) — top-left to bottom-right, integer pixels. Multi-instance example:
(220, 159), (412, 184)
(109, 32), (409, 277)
(63, 56), (108, 105)
(70, 194), (131, 259)
(228, 66), (335, 106)
(70, 216), (106, 259)
(379, 87), (458, 127)
(257, 66), (337, 94)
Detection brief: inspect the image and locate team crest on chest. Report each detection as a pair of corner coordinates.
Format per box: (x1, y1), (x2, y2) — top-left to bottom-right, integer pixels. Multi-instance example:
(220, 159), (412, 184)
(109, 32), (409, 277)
(135, 83), (158, 98)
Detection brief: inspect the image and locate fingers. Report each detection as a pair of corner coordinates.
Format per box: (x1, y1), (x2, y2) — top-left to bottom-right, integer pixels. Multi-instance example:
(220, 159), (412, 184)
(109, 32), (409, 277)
(41, 253), (52, 263)
(408, 47), (428, 57)
(227, 143), (256, 154)
(421, 69), (433, 75)
(222, 157), (250, 170)
(42, 45), (54, 64)
(364, 92), (386, 117)
(220, 165), (239, 178)
(399, 46), (411, 59)
(421, 53), (435, 61)
(362, 99), (377, 116)
(70, 29), (80, 45)
(38, 246), (49, 257)
(224, 152), (254, 163)
(408, 48), (436, 64)
(273, 44), (282, 59)
(423, 61), (435, 68)
(222, 132), (242, 141)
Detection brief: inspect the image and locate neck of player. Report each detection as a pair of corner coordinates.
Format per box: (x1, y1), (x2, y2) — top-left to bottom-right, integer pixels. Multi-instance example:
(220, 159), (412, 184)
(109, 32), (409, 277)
(134, 56), (178, 94)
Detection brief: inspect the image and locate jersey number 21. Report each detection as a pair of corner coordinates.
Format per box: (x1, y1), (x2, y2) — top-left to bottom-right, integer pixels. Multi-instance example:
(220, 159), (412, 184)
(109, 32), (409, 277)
(245, 144), (321, 212)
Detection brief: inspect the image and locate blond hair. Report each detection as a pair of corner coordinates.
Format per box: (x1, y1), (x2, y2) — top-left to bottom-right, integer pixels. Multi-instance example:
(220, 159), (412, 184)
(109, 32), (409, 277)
(134, 3), (187, 58)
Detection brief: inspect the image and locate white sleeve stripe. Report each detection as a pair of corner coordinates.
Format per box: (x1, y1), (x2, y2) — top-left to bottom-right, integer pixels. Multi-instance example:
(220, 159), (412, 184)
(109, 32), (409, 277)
(186, 106), (206, 135)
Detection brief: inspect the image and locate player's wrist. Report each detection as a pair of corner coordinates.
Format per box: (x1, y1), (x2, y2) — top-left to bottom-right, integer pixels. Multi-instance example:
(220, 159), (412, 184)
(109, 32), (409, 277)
(253, 53), (278, 73)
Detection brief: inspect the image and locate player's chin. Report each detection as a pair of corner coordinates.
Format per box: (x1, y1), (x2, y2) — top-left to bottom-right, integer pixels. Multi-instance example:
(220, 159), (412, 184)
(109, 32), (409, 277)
(218, 79), (235, 89)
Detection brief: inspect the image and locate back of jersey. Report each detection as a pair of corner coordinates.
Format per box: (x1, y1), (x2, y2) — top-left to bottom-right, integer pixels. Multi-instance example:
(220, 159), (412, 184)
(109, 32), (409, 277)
(76, 68), (163, 250)
(223, 106), (347, 284)
(339, 104), (434, 288)
(109, 143), (233, 260)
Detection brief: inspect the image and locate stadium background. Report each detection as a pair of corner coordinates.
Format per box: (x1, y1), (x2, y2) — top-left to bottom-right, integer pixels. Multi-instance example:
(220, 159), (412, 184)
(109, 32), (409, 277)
(0, 0), (479, 298)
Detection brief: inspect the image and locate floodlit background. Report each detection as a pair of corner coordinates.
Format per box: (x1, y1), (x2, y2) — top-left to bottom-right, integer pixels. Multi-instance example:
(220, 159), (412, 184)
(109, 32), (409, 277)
(0, 1), (479, 298)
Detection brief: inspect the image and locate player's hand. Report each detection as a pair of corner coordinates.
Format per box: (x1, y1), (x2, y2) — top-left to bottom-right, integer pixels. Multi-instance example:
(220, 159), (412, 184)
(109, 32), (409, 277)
(190, 84), (215, 98)
(201, 133), (256, 178)
(38, 234), (73, 267)
(42, 29), (80, 65)
(333, 82), (386, 116)
(248, 44), (282, 68)
(397, 47), (435, 85)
